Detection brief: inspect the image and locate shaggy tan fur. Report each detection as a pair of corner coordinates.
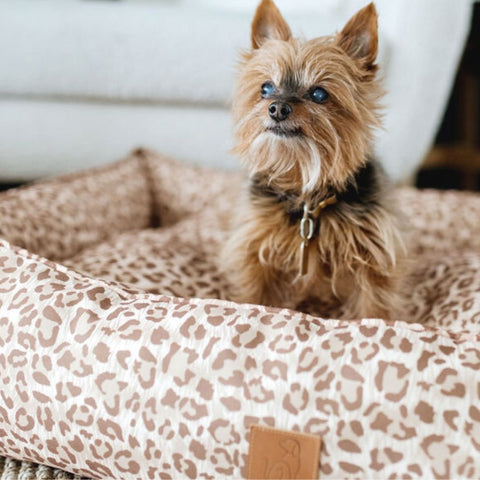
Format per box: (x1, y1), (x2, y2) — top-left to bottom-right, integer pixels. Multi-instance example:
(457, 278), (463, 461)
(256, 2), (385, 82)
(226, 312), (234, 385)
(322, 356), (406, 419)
(222, 0), (406, 319)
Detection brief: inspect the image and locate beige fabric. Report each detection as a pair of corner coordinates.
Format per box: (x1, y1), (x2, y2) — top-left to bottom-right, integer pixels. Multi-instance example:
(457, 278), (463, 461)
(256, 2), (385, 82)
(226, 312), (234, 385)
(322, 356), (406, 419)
(0, 149), (479, 478)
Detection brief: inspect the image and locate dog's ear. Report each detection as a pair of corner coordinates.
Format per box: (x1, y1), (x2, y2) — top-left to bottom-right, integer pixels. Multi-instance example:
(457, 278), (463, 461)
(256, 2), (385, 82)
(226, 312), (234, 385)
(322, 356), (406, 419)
(337, 2), (378, 68)
(251, 0), (291, 49)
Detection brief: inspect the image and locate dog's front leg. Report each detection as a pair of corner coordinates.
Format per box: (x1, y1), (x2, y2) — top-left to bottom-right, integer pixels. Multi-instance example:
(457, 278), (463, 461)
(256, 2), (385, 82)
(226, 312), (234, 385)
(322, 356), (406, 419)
(229, 248), (293, 307)
(221, 226), (296, 308)
(342, 269), (400, 320)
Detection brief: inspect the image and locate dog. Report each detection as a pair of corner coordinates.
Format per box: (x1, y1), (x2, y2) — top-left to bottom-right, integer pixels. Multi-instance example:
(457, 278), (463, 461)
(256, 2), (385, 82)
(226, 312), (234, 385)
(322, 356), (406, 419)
(222, 0), (406, 319)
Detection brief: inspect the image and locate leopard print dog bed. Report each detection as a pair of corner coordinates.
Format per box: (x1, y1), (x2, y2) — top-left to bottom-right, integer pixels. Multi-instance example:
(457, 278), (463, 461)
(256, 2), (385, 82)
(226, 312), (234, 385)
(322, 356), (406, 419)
(0, 149), (479, 478)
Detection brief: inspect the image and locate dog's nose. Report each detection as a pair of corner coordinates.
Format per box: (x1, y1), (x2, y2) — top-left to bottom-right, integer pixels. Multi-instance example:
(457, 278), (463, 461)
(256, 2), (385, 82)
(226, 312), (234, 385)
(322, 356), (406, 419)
(268, 102), (292, 122)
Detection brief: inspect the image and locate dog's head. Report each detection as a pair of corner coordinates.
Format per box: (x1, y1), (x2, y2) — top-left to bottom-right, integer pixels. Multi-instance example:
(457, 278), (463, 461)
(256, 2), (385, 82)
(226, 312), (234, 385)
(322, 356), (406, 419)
(232, 0), (382, 193)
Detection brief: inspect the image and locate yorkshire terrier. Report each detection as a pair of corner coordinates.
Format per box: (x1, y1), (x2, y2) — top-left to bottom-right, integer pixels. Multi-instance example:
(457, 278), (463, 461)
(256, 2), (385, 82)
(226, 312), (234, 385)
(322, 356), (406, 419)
(222, 0), (405, 319)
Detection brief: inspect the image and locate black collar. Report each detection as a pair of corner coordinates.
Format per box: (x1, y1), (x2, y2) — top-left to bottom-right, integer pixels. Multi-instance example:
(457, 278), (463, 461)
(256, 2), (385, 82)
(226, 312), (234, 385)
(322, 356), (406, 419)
(248, 160), (380, 225)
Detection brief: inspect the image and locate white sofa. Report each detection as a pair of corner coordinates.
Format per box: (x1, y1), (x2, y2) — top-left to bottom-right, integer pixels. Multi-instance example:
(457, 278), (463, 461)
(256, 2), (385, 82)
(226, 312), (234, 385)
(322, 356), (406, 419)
(0, 0), (472, 182)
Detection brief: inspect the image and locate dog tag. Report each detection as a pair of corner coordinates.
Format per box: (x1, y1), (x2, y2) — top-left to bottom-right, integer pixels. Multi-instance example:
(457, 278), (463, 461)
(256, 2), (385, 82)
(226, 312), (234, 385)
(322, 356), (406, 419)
(298, 204), (314, 277)
(296, 197), (336, 279)
(299, 240), (309, 276)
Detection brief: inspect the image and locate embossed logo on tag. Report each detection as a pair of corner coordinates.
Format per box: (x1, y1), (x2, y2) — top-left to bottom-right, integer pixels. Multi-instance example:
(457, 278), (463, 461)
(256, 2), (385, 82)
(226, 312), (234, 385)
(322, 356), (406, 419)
(247, 424), (321, 479)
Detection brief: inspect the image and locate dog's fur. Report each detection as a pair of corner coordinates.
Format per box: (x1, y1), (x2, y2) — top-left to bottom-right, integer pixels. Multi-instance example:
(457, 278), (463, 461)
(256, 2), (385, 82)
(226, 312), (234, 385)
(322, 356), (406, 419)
(222, 0), (406, 319)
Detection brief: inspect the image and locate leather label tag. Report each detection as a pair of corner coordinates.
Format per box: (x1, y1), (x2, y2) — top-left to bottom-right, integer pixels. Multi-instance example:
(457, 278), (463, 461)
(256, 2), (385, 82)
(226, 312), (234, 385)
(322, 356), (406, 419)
(247, 424), (321, 479)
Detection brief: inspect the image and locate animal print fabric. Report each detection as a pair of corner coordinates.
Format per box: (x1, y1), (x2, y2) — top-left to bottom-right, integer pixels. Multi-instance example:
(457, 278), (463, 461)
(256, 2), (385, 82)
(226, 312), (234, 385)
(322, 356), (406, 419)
(0, 153), (152, 261)
(0, 149), (479, 479)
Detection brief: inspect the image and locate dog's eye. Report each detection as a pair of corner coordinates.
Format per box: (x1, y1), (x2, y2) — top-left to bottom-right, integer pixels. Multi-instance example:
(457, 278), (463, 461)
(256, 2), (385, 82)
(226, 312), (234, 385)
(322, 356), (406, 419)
(261, 82), (275, 98)
(310, 86), (329, 104)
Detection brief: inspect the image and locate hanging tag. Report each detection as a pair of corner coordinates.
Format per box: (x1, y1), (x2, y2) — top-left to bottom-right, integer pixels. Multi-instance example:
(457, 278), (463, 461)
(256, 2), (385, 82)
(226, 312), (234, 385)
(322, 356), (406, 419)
(299, 240), (309, 276)
(295, 197), (336, 280)
(297, 204), (314, 277)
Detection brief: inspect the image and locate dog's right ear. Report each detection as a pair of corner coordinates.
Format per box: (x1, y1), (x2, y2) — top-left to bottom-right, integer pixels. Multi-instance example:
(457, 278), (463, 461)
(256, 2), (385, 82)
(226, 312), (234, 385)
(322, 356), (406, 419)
(251, 0), (291, 49)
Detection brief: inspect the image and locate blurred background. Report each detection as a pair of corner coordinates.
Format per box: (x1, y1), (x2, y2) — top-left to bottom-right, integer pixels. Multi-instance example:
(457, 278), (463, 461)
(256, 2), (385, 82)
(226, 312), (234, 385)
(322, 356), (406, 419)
(418, 2), (480, 190)
(0, 0), (477, 190)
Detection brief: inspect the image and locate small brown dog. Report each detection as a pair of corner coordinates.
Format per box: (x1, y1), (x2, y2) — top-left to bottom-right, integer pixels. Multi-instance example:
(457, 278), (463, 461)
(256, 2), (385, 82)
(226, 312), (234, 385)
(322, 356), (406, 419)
(222, 0), (405, 319)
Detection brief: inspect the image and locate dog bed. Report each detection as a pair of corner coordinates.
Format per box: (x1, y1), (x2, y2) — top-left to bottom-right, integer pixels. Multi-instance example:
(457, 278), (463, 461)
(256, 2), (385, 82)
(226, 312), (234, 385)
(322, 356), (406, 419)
(0, 149), (479, 479)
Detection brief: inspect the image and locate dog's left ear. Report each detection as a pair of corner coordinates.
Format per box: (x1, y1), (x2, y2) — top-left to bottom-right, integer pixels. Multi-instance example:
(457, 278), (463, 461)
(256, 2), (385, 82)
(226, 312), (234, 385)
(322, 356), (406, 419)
(251, 0), (292, 49)
(337, 2), (378, 69)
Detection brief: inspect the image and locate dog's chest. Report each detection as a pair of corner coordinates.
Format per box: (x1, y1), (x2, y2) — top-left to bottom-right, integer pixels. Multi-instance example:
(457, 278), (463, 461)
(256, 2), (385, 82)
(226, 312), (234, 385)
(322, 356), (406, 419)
(265, 206), (336, 277)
